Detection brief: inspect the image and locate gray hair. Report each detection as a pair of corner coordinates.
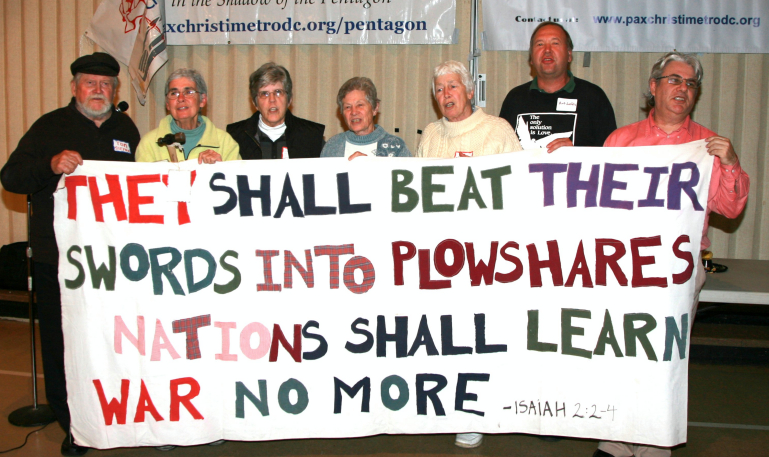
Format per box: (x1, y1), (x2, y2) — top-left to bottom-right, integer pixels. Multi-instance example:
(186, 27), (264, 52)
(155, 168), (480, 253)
(336, 77), (380, 112)
(646, 52), (703, 107)
(528, 22), (574, 63)
(432, 60), (474, 97)
(72, 73), (118, 90)
(165, 68), (208, 96)
(250, 62), (293, 104)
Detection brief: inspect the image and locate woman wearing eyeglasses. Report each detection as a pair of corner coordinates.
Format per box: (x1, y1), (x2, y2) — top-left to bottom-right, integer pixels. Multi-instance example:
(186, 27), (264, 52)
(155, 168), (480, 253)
(136, 68), (241, 163)
(227, 62), (326, 160)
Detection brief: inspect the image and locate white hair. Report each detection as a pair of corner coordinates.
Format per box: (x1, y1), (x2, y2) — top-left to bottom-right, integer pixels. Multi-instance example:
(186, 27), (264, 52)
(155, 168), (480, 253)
(432, 60), (474, 97)
(645, 52), (703, 107)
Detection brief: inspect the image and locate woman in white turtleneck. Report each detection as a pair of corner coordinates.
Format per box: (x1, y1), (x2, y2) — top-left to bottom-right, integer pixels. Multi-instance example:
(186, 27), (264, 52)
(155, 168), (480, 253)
(416, 60), (522, 159)
(226, 62), (326, 160)
(416, 60), (522, 452)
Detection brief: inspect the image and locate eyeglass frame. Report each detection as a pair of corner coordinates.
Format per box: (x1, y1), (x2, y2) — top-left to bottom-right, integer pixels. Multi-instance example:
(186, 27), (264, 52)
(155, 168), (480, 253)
(256, 89), (286, 100)
(166, 89), (201, 100)
(653, 74), (700, 90)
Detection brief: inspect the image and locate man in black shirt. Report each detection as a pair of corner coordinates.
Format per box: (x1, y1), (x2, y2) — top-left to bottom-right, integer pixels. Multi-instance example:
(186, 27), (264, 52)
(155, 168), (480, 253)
(1, 52), (139, 456)
(499, 22), (616, 152)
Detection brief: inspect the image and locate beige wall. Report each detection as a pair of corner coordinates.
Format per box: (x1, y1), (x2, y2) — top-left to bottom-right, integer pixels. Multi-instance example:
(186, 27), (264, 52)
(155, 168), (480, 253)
(2, 0), (767, 259)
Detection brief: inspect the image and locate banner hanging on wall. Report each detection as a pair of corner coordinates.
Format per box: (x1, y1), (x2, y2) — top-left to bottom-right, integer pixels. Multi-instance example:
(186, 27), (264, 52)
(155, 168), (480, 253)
(482, 0), (767, 53)
(163, 0), (455, 45)
(56, 144), (712, 449)
(85, 0), (169, 105)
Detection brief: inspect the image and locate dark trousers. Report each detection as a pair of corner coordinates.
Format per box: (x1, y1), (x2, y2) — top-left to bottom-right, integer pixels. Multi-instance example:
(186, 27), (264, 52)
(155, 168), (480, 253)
(35, 262), (70, 431)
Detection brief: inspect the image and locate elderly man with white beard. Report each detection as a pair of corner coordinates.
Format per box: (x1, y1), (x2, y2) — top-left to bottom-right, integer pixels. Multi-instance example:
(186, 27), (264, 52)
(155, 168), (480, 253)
(1, 52), (139, 456)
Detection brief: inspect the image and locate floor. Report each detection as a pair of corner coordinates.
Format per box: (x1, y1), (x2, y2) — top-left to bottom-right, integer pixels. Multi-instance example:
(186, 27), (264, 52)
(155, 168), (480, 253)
(1, 304), (767, 457)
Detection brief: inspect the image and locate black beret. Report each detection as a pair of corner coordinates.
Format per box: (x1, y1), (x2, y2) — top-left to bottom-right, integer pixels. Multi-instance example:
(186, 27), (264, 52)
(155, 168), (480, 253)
(70, 52), (120, 77)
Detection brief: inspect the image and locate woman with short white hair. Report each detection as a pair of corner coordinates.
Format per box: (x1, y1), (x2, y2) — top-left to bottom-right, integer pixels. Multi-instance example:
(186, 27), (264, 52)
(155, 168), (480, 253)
(417, 60), (522, 158)
(136, 68), (240, 164)
(321, 76), (411, 159)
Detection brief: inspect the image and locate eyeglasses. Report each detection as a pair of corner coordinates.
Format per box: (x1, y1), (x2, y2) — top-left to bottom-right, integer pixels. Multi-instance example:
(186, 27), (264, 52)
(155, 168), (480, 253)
(654, 74), (700, 89)
(257, 89), (286, 99)
(166, 89), (200, 100)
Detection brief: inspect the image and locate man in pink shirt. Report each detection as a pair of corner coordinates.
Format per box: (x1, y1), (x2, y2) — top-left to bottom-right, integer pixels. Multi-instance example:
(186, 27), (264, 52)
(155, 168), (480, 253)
(596, 52), (749, 457)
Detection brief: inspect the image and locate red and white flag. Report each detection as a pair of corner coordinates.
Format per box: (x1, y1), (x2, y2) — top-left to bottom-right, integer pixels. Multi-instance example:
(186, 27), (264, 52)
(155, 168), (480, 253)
(85, 0), (168, 105)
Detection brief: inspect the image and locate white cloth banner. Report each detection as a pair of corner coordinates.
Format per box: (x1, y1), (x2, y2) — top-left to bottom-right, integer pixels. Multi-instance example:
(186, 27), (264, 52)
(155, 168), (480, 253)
(482, 0), (768, 53)
(55, 144), (713, 449)
(163, 0), (455, 45)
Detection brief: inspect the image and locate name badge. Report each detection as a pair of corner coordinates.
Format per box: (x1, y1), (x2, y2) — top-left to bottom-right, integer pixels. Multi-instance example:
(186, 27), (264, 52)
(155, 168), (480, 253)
(113, 140), (131, 153)
(282, 147), (289, 159)
(556, 98), (577, 112)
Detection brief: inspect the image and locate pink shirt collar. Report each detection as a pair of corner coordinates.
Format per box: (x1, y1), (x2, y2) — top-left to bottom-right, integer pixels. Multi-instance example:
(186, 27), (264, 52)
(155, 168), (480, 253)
(646, 109), (694, 137)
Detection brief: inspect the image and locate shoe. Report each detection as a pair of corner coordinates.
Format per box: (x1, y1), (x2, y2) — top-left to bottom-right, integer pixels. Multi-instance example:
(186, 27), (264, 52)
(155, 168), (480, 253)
(156, 445), (177, 451)
(208, 440), (226, 446)
(455, 433), (483, 448)
(593, 451), (615, 457)
(61, 431), (89, 456)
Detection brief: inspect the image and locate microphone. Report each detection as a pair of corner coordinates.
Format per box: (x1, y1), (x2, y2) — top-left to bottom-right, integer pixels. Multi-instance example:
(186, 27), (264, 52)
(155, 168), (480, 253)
(157, 133), (186, 146)
(116, 101), (129, 112)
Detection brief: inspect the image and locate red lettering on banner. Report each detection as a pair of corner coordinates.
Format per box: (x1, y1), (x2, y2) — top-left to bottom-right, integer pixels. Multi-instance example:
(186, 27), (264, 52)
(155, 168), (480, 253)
(397, 240), (526, 287)
(496, 242), (524, 283)
(595, 238), (628, 286)
(269, 324), (302, 362)
(565, 241), (593, 287)
(434, 239), (465, 278)
(527, 240), (564, 287)
(630, 236), (667, 288)
(392, 238), (693, 289)
(672, 235), (694, 284)
(134, 380), (164, 422)
(284, 249), (314, 289)
(92, 378), (203, 425)
(314, 244), (355, 289)
(392, 241), (417, 286)
(170, 377), (204, 421)
(466, 241), (498, 286)
(93, 379), (130, 425)
(342, 256), (376, 294)
(419, 249), (451, 289)
(126, 174), (164, 224)
(65, 176), (87, 220)
(65, 172), (198, 224)
(256, 250), (282, 291)
(88, 175), (127, 222)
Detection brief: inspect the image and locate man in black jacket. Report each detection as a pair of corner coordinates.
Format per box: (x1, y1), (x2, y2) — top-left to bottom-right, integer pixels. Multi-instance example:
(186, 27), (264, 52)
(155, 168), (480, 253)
(0, 52), (139, 456)
(227, 62), (325, 160)
(499, 22), (616, 152)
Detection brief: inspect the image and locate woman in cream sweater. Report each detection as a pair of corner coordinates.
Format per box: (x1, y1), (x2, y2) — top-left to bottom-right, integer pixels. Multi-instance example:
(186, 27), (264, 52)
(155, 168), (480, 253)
(417, 60), (522, 158)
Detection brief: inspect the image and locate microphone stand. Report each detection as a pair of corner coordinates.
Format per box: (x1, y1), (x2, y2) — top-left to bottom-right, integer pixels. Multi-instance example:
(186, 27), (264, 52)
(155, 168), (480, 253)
(8, 195), (55, 427)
